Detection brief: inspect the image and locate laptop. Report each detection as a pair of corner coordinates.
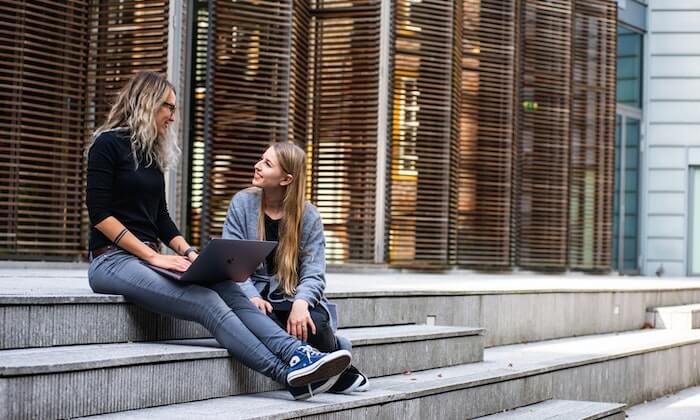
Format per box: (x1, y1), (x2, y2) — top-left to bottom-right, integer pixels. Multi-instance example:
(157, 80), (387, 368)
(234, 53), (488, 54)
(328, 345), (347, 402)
(146, 239), (277, 285)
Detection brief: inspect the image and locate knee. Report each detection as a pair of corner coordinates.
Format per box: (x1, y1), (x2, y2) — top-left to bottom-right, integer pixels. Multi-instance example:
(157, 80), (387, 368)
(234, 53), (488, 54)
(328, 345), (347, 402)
(209, 281), (249, 308)
(309, 308), (331, 331)
(187, 287), (234, 328)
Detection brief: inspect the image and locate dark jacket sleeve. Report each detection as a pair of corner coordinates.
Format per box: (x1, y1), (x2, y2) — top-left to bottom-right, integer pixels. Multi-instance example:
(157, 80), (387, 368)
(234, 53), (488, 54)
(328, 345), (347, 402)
(86, 134), (116, 226)
(156, 183), (182, 245)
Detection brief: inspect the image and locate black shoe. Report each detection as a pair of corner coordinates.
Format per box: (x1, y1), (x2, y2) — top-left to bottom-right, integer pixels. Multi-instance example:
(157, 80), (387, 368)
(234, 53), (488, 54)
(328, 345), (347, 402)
(288, 374), (341, 400)
(329, 365), (370, 394)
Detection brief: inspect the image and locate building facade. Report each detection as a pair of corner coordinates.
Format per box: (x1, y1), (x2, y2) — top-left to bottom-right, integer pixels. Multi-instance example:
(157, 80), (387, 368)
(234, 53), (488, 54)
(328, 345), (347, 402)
(639, 0), (700, 276)
(2, 0), (624, 274)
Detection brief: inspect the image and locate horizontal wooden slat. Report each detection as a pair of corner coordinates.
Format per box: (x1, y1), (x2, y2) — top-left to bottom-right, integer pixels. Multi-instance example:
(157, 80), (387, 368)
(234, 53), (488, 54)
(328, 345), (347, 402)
(308, 0), (381, 264)
(0, 0), (89, 258)
(568, 0), (617, 271)
(514, 0), (573, 269)
(388, 0), (460, 267)
(457, 0), (518, 268)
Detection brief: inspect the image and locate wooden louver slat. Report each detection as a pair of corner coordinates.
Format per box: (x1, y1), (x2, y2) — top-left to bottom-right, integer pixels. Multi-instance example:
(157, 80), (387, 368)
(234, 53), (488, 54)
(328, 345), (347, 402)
(514, 0), (573, 269)
(567, 0), (617, 271)
(201, 0), (308, 243)
(0, 1), (89, 258)
(308, 0), (381, 264)
(87, 0), (169, 133)
(457, 0), (518, 268)
(388, 0), (461, 268)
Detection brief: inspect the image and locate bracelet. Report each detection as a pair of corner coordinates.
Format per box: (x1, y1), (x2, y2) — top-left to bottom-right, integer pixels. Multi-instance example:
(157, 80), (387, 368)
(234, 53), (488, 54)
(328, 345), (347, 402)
(183, 246), (198, 257)
(113, 228), (128, 246)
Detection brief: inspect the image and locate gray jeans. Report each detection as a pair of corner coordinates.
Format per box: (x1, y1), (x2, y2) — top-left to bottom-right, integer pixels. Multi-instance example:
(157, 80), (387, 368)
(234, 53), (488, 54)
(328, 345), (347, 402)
(88, 250), (301, 384)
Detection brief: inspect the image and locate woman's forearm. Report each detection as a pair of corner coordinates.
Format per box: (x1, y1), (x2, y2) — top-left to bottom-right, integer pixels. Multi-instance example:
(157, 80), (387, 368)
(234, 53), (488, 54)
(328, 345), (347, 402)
(168, 235), (194, 257)
(94, 216), (159, 262)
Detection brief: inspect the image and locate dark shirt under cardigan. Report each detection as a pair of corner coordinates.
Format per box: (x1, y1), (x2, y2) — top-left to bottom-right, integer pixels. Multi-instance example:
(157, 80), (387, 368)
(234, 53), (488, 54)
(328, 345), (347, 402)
(86, 128), (181, 252)
(264, 214), (280, 275)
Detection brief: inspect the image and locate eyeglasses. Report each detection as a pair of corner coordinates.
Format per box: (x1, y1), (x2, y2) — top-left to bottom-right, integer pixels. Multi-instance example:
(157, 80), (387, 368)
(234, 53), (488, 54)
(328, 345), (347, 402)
(162, 101), (176, 114)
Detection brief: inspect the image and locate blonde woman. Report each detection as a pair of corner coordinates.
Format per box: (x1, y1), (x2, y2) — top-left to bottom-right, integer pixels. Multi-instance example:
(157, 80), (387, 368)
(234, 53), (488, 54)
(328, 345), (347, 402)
(86, 72), (350, 400)
(222, 142), (369, 397)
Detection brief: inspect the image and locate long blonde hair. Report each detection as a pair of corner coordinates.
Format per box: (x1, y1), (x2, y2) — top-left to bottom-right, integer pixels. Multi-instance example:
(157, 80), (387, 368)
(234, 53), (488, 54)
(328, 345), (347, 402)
(257, 142), (307, 295)
(93, 71), (179, 170)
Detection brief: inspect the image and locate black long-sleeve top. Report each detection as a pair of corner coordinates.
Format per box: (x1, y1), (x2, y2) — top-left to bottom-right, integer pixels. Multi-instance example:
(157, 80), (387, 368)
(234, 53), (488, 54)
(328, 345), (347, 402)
(86, 128), (181, 251)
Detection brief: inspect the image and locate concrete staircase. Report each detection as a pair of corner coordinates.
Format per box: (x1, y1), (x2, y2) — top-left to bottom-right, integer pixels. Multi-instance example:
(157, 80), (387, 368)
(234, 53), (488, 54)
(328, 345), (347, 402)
(477, 400), (626, 420)
(0, 325), (483, 416)
(4, 270), (700, 419)
(647, 303), (700, 329)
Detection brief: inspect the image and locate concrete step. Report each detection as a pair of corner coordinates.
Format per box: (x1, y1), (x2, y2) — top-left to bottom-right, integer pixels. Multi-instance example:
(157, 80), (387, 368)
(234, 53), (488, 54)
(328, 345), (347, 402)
(81, 329), (700, 420)
(478, 399), (626, 420)
(0, 324), (483, 420)
(627, 384), (700, 419)
(646, 303), (700, 329)
(9, 269), (700, 349)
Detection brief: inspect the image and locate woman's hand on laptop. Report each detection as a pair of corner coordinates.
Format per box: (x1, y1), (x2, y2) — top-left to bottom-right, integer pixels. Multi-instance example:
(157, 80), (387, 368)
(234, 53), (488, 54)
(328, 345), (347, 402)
(146, 254), (192, 272)
(250, 297), (272, 314)
(186, 251), (198, 262)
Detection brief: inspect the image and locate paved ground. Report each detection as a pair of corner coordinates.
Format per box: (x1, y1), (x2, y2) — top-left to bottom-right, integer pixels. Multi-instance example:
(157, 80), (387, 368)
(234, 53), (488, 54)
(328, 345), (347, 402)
(3, 264), (700, 297)
(627, 385), (700, 419)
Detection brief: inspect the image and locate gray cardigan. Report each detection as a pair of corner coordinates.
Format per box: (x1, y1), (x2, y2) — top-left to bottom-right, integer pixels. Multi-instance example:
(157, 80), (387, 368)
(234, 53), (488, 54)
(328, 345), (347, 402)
(221, 187), (338, 329)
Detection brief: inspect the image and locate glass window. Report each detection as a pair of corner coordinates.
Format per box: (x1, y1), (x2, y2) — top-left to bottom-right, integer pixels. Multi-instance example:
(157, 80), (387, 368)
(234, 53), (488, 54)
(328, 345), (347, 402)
(617, 26), (643, 108)
(613, 113), (641, 273)
(690, 169), (700, 274)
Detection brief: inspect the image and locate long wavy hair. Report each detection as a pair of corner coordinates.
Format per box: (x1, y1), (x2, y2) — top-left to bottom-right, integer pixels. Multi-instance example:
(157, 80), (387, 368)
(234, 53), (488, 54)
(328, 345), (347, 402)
(92, 71), (179, 170)
(257, 142), (307, 295)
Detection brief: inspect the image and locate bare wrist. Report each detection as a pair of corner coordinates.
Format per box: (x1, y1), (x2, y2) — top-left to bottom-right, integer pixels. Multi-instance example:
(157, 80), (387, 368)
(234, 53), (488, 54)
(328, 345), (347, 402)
(293, 299), (309, 309)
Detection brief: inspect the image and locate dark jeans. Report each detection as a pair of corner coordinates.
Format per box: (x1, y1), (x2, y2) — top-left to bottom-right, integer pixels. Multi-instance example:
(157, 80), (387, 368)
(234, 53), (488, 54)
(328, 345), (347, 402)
(268, 303), (338, 353)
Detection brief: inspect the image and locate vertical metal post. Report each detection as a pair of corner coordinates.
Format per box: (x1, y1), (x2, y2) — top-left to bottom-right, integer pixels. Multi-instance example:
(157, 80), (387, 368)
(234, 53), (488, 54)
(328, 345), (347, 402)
(618, 114), (626, 273)
(200, 0), (215, 247)
(165, 0), (184, 228)
(374, 0), (392, 264)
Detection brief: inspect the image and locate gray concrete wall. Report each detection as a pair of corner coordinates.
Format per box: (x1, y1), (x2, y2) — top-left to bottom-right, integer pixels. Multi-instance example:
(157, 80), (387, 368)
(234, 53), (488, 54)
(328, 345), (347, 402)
(7, 288), (700, 350)
(335, 289), (700, 347)
(643, 1), (700, 276)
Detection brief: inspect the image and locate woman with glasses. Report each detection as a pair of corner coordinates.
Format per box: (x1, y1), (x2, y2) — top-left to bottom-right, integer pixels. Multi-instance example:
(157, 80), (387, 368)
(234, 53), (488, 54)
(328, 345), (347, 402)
(222, 142), (370, 397)
(86, 71), (351, 400)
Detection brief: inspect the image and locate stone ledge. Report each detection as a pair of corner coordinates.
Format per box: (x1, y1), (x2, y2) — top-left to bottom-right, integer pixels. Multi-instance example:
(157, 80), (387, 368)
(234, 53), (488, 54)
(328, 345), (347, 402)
(477, 399), (626, 420)
(81, 329), (700, 420)
(0, 324), (482, 377)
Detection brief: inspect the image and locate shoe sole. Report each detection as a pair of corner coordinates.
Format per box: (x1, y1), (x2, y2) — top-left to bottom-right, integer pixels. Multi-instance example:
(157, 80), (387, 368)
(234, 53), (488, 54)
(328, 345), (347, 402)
(331, 374), (364, 394)
(293, 374), (341, 401)
(287, 350), (351, 387)
(354, 377), (370, 392)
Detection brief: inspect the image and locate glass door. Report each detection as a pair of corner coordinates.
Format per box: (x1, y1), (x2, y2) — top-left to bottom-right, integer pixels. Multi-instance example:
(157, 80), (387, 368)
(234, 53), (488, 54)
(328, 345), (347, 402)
(612, 106), (642, 274)
(689, 168), (700, 275)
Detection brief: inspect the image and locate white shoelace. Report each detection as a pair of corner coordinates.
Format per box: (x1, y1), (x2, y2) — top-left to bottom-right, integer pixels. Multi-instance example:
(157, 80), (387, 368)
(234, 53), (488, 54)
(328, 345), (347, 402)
(300, 345), (322, 362)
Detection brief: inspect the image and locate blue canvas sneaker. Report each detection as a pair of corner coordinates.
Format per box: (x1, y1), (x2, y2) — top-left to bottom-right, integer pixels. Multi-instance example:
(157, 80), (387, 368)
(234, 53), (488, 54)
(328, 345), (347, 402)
(288, 374), (341, 401)
(286, 345), (351, 387)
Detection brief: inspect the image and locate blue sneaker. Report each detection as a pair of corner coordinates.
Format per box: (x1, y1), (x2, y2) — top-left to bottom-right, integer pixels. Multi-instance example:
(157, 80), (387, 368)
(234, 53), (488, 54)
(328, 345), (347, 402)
(286, 345), (351, 387)
(288, 374), (341, 401)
